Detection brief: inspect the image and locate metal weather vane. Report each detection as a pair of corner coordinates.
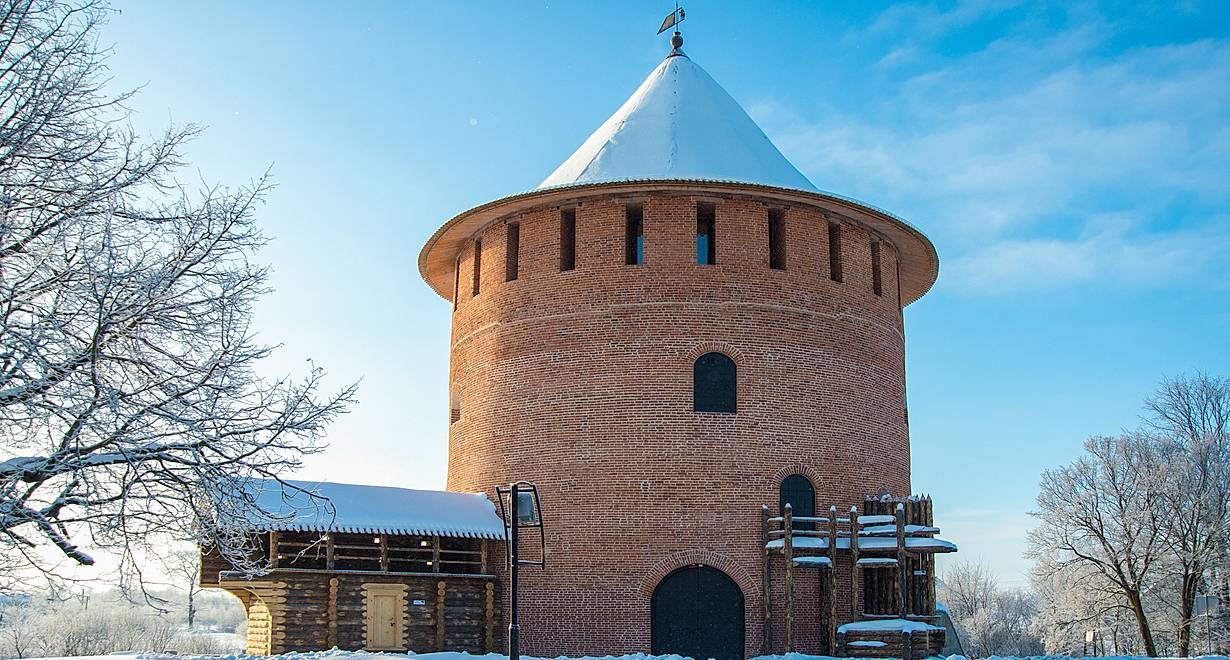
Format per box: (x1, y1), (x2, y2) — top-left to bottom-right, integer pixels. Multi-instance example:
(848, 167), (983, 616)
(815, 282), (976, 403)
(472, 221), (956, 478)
(657, 3), (686, 35)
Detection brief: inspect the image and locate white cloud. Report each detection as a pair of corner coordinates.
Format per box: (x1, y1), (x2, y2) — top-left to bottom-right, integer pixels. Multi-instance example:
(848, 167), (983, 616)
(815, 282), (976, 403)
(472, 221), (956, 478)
(943, 220), (1230, 292)
(752, 7), (1230, 293)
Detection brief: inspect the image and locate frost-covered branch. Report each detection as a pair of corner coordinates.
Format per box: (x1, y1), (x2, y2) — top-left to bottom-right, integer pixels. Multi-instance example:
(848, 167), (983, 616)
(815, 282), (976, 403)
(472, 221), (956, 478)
(0, 0), (356, 590)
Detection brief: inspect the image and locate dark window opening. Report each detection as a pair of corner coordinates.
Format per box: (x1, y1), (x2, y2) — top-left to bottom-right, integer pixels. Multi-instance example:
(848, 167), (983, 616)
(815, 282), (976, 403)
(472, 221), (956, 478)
(697, 202), (716, 265)
(625, 204), (644, 265)
(693, 352), (736, 413)
(471, 239), (482, 296)
(560, 208), (576, 271)
(505, 223), (520, 282)
(768, 208), (786, 270)
(827, 222), (843, 282)
(896, 260), (904, 316)
(870, 240), (882, 296)
(452, 257), (460, 310)
(779, 474), (816, 531)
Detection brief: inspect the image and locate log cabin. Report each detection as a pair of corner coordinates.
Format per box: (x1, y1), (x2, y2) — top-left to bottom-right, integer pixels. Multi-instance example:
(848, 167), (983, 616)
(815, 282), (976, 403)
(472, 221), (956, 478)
(200, 480), (505, 655)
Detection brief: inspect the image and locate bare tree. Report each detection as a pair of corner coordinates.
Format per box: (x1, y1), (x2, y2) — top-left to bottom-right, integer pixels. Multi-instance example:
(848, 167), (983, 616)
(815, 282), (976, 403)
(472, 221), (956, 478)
(939, 559), (1043, 657)
(1141, 373), (1230, 656)
(939, 558), (997, 622)
(1028, 434), (1165, 656)
(161, 549), (201, 629)
(0, 0), (355, 589)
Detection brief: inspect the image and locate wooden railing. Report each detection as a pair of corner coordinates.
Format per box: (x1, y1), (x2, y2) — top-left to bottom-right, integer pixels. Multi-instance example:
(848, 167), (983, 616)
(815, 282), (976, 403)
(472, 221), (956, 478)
(762, 497), (947, 655)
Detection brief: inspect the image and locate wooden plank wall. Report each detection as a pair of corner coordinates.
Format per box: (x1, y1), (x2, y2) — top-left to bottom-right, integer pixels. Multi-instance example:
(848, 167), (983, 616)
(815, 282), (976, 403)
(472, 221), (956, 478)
(861, 497), (937, 617)
(226, 572), (500, 653)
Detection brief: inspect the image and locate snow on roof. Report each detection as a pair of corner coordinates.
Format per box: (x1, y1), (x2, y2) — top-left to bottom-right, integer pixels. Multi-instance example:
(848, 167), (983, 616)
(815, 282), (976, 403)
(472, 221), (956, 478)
(766, 536), (958, 552)
(837, 618), (945, 634)
(538, 52), (817, 193)
(240, 479), (506, 540)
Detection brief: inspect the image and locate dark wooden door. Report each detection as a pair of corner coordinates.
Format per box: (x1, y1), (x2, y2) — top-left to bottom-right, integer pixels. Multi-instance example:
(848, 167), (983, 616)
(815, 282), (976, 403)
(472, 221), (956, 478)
(652, 565), (745, 660)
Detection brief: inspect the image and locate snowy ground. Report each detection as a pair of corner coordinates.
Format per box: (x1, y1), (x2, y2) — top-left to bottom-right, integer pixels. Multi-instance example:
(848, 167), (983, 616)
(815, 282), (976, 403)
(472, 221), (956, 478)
(29, 650), (1230, 660)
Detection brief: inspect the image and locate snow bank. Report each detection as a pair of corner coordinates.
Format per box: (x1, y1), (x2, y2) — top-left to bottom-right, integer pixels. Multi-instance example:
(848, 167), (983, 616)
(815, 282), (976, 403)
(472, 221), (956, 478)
(35, 651), (1230, 660)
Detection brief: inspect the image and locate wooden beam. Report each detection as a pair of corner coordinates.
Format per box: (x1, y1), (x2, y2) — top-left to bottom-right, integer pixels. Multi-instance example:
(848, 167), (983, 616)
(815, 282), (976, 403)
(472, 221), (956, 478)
(761, 504), (772, 655)
(327, 577), (338, 648)
(896, 503), (907, 618)
(850, 506), (860, 620)
(380, 534), (389, 572)
(326, 535), (335, 571)
(484, 581), (496, 653)
(435, 580), (447, 651)
(432, 535), (442, 574)
(784, 503), (794, 652)
(828, 505), (838, 654)
(269, 531), (280, 569)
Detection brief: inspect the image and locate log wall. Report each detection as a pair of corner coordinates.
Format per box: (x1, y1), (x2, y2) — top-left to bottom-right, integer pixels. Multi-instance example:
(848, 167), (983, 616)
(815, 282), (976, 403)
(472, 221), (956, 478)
(220, 571), (499, 654)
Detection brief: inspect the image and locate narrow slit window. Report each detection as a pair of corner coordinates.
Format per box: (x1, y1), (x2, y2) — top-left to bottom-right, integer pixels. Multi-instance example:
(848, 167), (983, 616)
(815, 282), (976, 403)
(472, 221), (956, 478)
(625, 204), (644, 265)
(827, 222), (843, 282)
(696, 202), (716, 265)
(560, 208), (576, 272)
(768, 208), (785, 270)
(471, 238), (482, 296)
(505, 223), (520, 282)
(870, 240), (882, 296)
(452, 257), (460, 310)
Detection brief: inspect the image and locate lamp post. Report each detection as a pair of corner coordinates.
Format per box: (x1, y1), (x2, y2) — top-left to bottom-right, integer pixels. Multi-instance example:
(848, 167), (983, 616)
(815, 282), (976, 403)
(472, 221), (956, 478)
(497, 482), (545, 660)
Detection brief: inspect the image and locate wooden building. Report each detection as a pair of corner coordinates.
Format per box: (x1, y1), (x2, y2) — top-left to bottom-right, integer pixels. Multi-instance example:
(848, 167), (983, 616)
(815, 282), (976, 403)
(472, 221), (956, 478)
(200, 480), (506, 655)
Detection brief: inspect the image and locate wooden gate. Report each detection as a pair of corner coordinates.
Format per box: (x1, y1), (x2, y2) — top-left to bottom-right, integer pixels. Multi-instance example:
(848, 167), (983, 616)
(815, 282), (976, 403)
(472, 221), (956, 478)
(652, 565), (745, 660)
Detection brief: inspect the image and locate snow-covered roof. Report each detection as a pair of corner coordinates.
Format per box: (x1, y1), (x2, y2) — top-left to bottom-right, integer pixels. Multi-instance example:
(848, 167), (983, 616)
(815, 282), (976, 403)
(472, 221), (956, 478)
(837, 618), (944, 634)
(766, 536), (958, 552)
(240, 479), (506, 540)
(538, 51), (817, 193)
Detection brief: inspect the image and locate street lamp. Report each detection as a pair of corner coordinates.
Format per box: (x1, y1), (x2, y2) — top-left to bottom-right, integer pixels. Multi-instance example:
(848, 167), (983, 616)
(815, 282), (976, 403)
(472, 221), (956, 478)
(497, 482), (545, 660)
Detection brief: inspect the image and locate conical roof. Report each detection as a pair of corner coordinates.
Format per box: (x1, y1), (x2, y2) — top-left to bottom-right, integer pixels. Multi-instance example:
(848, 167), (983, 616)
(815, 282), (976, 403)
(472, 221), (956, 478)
(538, 51), (817, 192)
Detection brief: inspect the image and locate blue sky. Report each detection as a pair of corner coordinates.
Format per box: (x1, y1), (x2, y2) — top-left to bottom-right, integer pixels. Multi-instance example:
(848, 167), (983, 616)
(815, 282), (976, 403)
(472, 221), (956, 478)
(103, 1), (1229, 587)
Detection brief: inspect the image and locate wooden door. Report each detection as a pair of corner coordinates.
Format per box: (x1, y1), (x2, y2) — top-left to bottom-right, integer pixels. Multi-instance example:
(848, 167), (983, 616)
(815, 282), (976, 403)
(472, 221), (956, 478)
(364, 584), (406, 650)
(652, 565), (745, 660)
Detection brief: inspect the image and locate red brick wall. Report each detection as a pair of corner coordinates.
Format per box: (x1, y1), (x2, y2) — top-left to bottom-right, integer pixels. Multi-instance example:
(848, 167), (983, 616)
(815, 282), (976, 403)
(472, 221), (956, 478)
(445, 191), (911, 658)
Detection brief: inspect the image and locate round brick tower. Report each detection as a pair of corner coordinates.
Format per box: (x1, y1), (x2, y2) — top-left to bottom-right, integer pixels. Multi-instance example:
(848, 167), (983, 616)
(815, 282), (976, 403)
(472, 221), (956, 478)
(419, 38), (937, 660)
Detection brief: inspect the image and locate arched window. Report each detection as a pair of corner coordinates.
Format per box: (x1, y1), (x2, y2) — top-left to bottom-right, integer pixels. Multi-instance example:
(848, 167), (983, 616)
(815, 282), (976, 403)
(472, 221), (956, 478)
(779, 474), (816, 531)
(693, 352), (736, 413)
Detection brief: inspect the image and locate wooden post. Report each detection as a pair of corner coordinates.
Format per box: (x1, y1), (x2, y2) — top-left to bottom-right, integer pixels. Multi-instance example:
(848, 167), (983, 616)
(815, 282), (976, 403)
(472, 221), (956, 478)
(849, 506), (860, 620)
(761, 504), (773, 655)
(480, 539), (489, 575)
(326, 534), (335, 571)
(435, 580), (447, 651)
(828, 505), (838, 654)
(327, 577), (339, 648)
(432, 535), (442, 573)
(380, 534), (389, 572)
(269, 531), (280, 569)
(484, 581), (496, 653)
(896, 503), (907, 618)
(784, 503), (794, 652)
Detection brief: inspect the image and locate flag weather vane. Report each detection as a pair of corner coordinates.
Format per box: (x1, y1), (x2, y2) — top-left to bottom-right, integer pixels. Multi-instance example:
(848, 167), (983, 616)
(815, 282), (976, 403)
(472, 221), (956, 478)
(657, 4), (686, 53)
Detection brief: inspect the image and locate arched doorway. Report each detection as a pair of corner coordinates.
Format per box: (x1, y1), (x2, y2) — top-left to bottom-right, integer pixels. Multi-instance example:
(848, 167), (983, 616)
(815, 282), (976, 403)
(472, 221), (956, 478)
(651, 564), (745, 660)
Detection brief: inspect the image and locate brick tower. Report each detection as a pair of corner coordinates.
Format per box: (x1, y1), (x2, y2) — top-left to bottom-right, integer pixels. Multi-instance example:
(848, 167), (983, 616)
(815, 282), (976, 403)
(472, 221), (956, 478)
(419, 34), (939, 660)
